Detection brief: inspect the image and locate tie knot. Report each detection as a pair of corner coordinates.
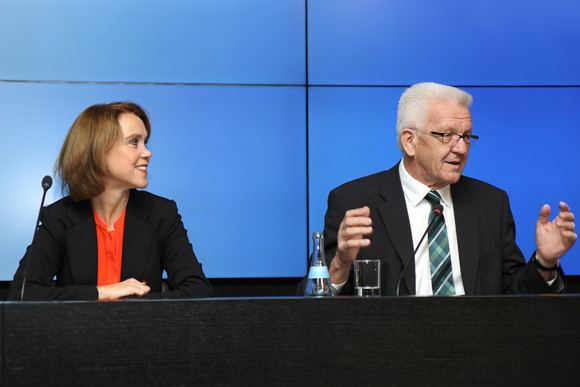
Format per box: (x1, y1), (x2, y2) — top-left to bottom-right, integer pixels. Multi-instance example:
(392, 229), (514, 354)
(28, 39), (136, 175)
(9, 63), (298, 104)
(425, 190), (441, 207)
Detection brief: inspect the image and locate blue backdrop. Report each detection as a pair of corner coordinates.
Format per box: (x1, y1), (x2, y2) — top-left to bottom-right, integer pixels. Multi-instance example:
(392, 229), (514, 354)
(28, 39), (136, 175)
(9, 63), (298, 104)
(1, 0), (579, 279)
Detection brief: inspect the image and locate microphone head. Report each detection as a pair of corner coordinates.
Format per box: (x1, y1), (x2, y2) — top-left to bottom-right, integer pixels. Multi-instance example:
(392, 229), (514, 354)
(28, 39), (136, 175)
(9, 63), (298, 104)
(42, 175), (53, 190)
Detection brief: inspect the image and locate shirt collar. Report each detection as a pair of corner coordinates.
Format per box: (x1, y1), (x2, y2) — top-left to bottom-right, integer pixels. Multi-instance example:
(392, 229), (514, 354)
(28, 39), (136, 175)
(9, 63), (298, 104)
(399, 159), (451, 208)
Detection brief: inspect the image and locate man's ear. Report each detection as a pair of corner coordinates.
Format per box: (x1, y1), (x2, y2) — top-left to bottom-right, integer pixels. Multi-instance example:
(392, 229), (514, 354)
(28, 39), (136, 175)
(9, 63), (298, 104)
(400, 128), (416, 157)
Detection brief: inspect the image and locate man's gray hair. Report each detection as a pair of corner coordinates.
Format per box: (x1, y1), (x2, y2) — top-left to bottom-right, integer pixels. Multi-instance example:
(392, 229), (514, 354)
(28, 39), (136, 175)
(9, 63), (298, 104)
(396, 82), (473, 152)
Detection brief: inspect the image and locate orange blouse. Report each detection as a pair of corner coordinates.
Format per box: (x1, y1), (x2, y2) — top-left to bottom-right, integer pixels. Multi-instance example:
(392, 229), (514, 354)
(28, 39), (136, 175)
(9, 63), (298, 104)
(93, 208), (126, 286)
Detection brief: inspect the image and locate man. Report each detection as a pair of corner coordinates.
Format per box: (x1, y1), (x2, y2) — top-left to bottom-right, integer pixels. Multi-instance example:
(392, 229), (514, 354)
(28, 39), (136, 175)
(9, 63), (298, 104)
(322, 82), (576, 296)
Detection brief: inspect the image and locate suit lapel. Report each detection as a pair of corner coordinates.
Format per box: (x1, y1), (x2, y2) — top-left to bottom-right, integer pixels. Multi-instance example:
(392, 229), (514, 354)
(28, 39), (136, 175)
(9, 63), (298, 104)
(451, 181), (480, 295)
(66, 199), (98, 284)
(377, 166), (415, 294)
(121, 190), (154, 281)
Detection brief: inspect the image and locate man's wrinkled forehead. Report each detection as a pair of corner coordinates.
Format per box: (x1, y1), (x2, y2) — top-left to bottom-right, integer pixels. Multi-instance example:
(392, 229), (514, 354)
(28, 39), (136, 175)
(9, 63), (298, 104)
(426, 100), (473, 131)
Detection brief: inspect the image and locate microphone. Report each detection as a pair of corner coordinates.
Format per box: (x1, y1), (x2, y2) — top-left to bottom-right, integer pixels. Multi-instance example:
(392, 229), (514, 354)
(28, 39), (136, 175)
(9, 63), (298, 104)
(42, 175), (52, 190)
(396, 203), (444, 296)
(20, 175), (53, 301)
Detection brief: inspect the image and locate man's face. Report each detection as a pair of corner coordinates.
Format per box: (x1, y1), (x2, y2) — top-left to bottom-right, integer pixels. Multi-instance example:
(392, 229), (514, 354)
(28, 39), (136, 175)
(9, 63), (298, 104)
(409, 100), (473, 189)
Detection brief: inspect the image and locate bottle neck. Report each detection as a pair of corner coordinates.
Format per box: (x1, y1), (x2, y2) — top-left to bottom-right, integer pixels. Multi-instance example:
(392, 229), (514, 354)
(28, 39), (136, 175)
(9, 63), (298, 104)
(311, 235), (326, 266)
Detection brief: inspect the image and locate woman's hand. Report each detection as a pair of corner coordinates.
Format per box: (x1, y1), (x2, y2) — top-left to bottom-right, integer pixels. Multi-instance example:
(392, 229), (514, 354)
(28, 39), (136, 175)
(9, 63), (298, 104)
(97, 278), (150, 300)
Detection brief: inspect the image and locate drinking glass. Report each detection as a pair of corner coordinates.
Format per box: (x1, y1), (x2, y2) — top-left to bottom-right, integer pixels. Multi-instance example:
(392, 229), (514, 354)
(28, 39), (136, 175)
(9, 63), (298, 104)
(354, 260), (381, 297)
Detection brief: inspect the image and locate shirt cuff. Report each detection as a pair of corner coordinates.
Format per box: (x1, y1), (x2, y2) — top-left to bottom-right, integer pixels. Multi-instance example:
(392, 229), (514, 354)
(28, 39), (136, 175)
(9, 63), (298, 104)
(547, 271), (557, 286)
(331, 278), (347, 294)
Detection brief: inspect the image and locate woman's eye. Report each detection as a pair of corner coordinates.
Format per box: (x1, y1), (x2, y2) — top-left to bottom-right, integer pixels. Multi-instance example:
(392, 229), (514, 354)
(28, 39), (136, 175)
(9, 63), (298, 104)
(129, 139), (138, 146)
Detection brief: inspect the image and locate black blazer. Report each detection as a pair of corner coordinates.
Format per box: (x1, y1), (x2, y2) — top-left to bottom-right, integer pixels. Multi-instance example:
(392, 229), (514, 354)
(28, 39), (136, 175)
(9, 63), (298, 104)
(9, 190), (213, 300)
(320, 163), (564, 296)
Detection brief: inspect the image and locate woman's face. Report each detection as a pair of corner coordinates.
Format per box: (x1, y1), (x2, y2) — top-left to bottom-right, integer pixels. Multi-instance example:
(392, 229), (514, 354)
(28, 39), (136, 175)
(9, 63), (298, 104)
(104, 113), (152, 193)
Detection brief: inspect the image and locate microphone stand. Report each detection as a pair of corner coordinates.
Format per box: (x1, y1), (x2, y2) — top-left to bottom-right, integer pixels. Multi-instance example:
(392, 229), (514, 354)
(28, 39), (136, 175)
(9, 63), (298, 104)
(20, 176), (52, 301)
(396, 204), (444, 296)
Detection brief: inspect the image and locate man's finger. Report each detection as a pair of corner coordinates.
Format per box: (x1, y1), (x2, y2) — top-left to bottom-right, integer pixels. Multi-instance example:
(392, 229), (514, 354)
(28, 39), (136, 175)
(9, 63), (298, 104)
(538, 204), (551, 225)
(341, 226), (373, 238)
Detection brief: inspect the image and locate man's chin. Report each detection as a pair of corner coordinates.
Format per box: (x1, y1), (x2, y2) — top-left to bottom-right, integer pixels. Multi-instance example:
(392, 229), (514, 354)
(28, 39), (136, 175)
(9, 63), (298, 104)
(444, 171), (463, 185)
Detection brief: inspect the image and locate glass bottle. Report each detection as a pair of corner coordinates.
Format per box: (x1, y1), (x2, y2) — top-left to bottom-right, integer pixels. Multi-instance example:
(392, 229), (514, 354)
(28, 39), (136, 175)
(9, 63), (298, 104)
(304, 232), (334, 297)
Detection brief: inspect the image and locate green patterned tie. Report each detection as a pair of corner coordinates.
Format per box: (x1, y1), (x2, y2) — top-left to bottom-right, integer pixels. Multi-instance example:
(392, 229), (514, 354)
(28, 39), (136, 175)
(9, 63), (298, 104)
(425, 191), (455, 295)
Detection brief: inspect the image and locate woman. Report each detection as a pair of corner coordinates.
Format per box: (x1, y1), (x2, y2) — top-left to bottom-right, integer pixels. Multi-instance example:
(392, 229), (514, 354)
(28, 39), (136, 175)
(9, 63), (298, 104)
(9, 102), (213, 300)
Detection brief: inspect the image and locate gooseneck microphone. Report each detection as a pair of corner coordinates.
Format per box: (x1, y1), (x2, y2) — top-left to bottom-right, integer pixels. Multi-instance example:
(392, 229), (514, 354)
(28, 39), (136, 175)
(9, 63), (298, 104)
(20, 175), (53, 301)
(396, 203), (444, 296)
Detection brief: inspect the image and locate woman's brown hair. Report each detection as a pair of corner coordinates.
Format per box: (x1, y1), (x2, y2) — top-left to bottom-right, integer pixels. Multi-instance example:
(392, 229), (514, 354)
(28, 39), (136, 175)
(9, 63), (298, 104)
(55, 102), (151, 201)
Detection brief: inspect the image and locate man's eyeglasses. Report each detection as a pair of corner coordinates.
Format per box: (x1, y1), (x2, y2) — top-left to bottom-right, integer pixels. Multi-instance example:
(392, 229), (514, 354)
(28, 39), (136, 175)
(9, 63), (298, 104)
(412, 128), (479, 147)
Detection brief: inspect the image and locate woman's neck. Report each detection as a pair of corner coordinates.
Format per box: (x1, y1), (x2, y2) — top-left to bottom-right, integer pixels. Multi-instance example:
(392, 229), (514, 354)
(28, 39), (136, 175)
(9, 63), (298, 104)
(90, 189), (130, 231)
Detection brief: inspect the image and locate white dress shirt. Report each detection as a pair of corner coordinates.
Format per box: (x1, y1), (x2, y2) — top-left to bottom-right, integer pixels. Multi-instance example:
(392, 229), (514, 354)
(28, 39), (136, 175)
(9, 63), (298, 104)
(399, 160), (465, 296)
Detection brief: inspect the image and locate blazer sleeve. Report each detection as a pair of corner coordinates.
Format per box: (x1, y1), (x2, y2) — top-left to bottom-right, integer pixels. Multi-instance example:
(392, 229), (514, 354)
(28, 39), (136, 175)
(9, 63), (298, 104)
(7, 205), (98, 301)
(144, 199), (213, 299)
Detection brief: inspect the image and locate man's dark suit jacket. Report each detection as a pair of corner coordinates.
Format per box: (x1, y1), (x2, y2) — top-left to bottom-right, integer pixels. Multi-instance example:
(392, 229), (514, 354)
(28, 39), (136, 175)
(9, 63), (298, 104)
(320, 163), (564, 296)
(8, 189), (213, 301)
